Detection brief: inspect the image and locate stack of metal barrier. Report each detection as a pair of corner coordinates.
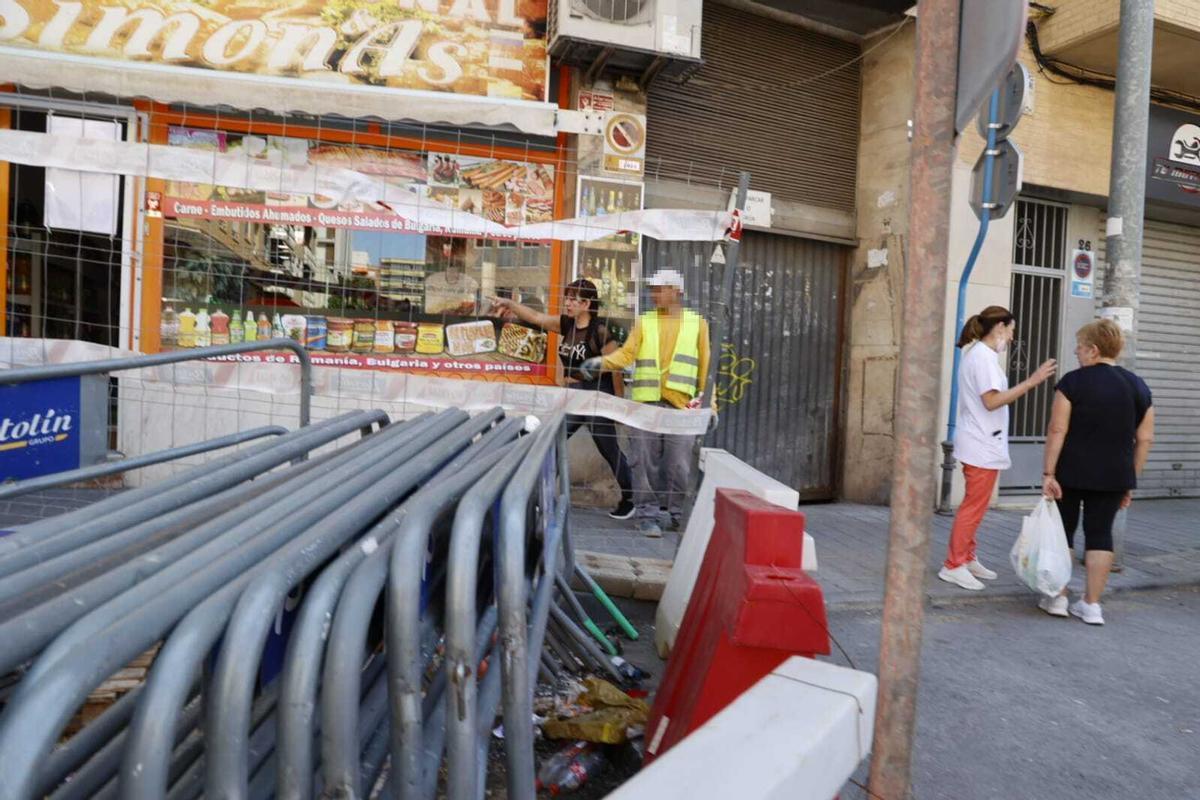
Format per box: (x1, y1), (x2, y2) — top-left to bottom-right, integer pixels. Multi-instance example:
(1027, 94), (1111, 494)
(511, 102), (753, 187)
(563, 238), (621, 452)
(0, 407), (633, 800)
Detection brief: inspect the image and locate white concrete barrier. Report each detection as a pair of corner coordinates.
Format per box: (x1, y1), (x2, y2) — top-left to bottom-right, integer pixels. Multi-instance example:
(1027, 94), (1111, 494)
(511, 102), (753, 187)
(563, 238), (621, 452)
(608, 657), (876, 800)
(656, 448), (816, 658)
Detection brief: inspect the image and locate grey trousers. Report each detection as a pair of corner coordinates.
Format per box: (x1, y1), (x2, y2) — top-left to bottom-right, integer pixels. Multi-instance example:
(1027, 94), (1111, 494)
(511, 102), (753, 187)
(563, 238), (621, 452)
(627, 422), (696, 520)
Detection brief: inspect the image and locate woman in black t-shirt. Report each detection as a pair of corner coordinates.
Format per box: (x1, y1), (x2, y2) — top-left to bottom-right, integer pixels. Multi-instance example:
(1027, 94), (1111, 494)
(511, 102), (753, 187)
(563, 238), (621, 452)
(488, 279), (634, 519)
(1041, 319), (1155, 626)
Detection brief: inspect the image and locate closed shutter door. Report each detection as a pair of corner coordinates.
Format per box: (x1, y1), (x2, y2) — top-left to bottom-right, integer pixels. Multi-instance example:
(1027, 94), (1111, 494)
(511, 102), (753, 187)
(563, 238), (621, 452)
(1131, 220), (1200, 496)
(643, 231), (846, 498)
(645, 2), (860, 211)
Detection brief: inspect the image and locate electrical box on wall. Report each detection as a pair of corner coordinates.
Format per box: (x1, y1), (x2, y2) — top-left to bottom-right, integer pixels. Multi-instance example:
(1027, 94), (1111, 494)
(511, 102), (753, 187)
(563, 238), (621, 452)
(549, 0), (703, 85)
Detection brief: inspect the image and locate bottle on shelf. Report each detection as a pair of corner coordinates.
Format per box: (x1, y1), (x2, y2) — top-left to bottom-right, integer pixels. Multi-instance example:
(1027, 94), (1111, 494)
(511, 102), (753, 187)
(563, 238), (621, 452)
(257, 313), (271, 340)
(587, 186), (597, 216)
(607, 190), (617, 214)
(230, 310), (244, 344)
(160, 304), (180, 348)
(271, 312), (284, 339)
(580, 185), (591, 217)
(195, 308), (212, 348)
(243, 309), (257, 342)
(177, 308), (197, 348)
(211, 308), (230, 346)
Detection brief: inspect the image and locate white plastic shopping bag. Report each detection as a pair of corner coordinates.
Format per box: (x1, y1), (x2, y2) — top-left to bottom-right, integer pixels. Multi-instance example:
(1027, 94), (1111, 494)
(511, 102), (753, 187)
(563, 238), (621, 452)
(1010, 497), (1072, 596)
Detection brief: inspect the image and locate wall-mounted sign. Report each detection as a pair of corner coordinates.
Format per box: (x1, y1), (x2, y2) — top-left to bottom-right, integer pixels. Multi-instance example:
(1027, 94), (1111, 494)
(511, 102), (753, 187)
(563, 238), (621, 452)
(728, 189), (773, 229)
(1070, 247), (1094, 299)
(0, 0), (551, 106)
(579, 90), (615, 114)
(602, 112), (647, 177)
(1147, 105), (1200, 208)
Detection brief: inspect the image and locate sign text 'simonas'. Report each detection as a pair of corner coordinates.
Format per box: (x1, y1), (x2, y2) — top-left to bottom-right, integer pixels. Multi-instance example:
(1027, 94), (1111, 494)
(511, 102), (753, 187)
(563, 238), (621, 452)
(0, 0), (538, 88)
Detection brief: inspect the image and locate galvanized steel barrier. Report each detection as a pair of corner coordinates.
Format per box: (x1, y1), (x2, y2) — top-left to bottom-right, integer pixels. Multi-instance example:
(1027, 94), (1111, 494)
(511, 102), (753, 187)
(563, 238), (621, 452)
(0, 405), (636, 800)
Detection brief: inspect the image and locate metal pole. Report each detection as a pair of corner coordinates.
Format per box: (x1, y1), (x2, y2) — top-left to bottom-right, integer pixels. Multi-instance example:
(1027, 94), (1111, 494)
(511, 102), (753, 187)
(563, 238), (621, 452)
(868, 1), (959, 797)
(938, 88), (1002, 514)
(1102, 0), (1155, 570)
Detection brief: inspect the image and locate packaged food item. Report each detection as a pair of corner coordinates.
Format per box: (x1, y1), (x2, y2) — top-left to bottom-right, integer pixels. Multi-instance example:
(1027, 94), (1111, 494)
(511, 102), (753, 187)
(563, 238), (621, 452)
(195, 309), (212, 348)
(281, 314), (307, 343)
(230, 310), (244, 344)
(257, 313), (271, 340)
(211, 309), (230, 346)
(177, 308), (196, 348)
(373, 320), (395, 353)
(325, 317), (353, 351)
(160, 305), (179, 347)
(394, 321), (419, 352)
(445, 320), (498, 356)
(416, 323), (445, 354)
(305, 316), (327, 350)
(271, 313), (285, 339)
(498, 323), (548, 363)
(352, 318), (375, 353)
(242, 309), (257, 342)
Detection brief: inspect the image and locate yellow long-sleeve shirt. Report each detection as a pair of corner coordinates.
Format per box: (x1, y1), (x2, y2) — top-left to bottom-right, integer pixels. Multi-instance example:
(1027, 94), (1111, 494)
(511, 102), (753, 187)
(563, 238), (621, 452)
(602, 309), (712, 410)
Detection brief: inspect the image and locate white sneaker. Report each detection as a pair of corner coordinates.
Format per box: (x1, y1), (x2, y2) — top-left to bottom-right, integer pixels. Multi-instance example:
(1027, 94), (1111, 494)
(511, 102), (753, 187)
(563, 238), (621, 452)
(966, 559), (998, 581)
(1038, 594), (1069, 617)
(938, 565), (985, 591)
(1069, 600), (1105, 626)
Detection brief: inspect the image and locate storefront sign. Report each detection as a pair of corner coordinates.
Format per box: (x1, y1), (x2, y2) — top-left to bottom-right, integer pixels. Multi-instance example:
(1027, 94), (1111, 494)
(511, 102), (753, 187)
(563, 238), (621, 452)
(0, 377), (82, 481)
(206, 351), (548, 377)
(1070, 247), (1094, 299)
(163, 127), (556, 236)
(0, 0), (549, 101)
(579, 90), (615, 113)
(1147, 105), (1200, 208)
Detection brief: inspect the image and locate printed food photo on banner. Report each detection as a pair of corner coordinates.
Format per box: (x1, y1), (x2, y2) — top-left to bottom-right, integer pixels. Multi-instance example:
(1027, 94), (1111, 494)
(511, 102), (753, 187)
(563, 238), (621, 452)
(155, 125), (560, 380)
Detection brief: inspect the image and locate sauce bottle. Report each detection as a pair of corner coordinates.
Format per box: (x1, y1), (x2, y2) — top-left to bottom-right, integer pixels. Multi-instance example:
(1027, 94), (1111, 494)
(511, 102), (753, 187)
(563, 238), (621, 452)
(195, 308), (212, 348)
(230, 310), (244, 344)
(211, 309), (230, 346)
(177, 308), (197, 348)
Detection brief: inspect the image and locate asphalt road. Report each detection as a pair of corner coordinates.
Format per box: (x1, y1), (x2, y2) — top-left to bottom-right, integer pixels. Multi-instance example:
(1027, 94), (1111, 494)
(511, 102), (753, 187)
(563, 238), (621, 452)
(829, 587), (1200, 800)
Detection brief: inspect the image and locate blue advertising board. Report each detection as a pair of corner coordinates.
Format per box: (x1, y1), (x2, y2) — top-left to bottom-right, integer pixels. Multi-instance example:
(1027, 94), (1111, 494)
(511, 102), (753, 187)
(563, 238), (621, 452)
(0, 377), (85, 482)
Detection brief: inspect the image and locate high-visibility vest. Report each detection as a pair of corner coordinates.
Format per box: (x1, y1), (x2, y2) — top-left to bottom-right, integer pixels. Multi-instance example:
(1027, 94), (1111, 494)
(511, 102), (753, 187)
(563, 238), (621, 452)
(631, 310), (702, 402)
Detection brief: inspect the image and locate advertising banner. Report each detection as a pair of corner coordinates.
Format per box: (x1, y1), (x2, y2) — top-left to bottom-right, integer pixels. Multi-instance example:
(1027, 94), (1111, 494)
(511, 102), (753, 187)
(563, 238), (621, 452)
(0, 0), (550, 101)
(0, 376), (82, 482)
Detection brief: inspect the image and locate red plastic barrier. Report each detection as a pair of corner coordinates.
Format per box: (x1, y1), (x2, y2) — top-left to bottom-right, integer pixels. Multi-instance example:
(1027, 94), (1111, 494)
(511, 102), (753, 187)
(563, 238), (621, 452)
(643, 489), (829, 765)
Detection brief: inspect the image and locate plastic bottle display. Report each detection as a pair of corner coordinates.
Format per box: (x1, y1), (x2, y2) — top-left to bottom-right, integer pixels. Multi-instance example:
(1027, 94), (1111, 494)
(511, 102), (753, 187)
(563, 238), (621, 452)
(229, 310), (244, 344)
(271, 312), (285, 339)
(160, 305), (180, 347)
(177, 308), (197, 348)
(257, 313), (271, 340)
(195, 308), (212, 348)
(211, 309), (230, 346)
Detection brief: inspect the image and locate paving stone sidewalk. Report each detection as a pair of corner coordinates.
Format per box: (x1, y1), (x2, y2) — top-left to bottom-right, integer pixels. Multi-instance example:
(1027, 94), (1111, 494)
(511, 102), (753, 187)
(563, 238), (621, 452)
(570, 498), (1200, 610)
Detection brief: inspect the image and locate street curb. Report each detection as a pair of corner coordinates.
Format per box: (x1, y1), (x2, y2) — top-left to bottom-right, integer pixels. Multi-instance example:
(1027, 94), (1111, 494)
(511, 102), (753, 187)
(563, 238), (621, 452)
(825, 574), (1200, 613)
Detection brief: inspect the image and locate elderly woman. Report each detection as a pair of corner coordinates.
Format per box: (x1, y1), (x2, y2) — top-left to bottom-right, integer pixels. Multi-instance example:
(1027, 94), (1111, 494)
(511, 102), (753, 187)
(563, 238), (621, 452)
(1041, 319), (1155, 625)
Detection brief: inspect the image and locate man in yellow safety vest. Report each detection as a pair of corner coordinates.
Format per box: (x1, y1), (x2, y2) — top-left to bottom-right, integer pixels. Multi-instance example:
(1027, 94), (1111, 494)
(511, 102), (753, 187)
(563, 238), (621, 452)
(579, 269), (712, 538)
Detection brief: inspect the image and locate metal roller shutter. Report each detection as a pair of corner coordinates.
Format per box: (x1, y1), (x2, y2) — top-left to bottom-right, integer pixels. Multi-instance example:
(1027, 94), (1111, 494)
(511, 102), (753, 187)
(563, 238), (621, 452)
(643, 231), (846, 498)
(1128, 220), (1200, 497)
(645, 2), (861, 211)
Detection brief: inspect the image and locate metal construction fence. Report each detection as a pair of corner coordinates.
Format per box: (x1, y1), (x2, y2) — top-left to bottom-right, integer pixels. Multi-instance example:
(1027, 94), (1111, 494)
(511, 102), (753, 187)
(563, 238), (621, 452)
(0, 404), (635, 800)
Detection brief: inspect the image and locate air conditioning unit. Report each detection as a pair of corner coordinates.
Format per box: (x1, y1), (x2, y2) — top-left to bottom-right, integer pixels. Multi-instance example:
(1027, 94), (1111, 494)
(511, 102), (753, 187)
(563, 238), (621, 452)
(550, 0), (702, 84)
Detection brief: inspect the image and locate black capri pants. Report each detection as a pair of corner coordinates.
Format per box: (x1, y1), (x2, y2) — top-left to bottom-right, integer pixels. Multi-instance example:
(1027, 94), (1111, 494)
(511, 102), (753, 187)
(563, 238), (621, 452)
(1056, 487), (1125, 552)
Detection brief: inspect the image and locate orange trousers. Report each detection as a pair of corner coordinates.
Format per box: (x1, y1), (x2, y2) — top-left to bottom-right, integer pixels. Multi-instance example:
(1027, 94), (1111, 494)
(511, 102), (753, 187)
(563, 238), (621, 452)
(944, 463), (1000, 570)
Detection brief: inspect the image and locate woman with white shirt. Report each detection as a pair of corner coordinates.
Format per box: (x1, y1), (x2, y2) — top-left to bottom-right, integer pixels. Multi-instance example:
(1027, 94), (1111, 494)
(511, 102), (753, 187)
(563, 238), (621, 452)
(939, 305), (1057, 591)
